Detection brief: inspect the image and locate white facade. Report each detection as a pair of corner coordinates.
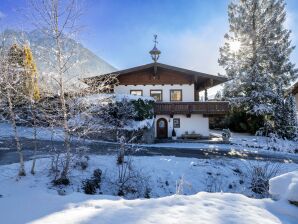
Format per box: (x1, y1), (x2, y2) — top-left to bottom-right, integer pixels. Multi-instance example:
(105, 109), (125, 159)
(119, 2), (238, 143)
(155, 115), (209, 137)
(114, 84), (195, 102)
(114, 84), (210, 138)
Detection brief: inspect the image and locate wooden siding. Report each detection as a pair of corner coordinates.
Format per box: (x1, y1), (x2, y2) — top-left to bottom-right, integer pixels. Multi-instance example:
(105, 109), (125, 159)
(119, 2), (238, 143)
(118, 67), (195, 85)
(154, 102), (229, 115)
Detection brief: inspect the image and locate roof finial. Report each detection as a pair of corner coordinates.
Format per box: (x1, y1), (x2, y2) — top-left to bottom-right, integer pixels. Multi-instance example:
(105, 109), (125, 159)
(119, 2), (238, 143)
(153, 34), (158, 46)
(149, 34), (161, 63)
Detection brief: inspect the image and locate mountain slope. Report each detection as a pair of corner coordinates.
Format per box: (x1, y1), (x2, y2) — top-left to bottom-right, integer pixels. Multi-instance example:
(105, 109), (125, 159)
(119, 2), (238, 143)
(1, 29), (116, 93)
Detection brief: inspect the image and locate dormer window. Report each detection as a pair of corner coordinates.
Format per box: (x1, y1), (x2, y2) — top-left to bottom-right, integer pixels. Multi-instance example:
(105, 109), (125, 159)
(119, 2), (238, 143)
(150, 90), (162, 101)
(170, 89), (182, 101)
(130, 90), (143, 96)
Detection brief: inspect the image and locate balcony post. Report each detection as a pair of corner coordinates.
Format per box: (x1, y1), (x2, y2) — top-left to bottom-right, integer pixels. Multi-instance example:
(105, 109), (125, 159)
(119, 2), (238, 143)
(204, 89), (208, 101)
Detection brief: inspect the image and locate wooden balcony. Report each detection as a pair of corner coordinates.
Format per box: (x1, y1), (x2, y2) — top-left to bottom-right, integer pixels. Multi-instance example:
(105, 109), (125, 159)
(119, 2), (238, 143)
(154, 101), (229, 116)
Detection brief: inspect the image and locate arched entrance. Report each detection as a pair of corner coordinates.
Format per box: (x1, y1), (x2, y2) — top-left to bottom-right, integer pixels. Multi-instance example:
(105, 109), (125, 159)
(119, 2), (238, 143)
(156, 118), (168, 139)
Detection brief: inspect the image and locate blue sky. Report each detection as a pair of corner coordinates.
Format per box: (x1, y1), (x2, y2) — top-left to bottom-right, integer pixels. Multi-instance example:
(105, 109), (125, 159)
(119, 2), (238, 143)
(0, 0), (298, 74)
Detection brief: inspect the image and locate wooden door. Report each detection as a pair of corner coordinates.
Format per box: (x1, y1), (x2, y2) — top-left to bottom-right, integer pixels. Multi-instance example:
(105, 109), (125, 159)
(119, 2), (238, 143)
(157, 118), (168, 139)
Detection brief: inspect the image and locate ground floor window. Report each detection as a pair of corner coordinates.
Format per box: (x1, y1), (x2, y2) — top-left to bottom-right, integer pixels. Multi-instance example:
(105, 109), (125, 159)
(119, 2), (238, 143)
(150, 90), (162, 101)
(173, 118), (180, 128)
(170, 89), (182, 101)
(130, 90), (143, 96)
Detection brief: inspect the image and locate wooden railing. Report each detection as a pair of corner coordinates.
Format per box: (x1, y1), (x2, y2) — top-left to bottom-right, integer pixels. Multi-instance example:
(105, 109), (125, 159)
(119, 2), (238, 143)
(154, 101), (229, 115)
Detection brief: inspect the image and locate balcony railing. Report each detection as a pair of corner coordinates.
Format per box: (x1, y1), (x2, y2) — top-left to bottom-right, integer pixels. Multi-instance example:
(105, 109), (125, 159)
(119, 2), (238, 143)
(154, 101), (229, 115)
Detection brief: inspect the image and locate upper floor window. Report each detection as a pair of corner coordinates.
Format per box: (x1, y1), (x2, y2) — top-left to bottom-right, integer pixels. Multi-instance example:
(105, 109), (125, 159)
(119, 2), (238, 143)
(150, 90), (162, 101)
(130, 90), (143, 96)
(170, 89), (182, 101)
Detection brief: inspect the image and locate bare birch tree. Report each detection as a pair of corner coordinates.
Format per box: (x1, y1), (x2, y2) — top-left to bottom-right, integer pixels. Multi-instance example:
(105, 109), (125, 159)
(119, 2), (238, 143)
(0, 39), (26, 176)
(27, 0), (84, 182)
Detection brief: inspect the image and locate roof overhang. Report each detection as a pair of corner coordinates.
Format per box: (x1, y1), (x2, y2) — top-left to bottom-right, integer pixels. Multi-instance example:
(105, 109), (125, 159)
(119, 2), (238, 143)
(83, 62), (228, 90)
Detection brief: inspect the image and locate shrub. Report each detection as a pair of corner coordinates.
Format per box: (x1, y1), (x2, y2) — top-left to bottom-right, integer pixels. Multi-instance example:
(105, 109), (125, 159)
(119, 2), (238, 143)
(247, 163), (281, 198)
(223, 110), (265, 134)
(131, 99), (154, 121)
(82, 168), (102, 195)
(93, 169), (102, 188)
(144, 187), (151, 199)
(53, 177), (70, 186)
(100, 100), (137, 128)
(82, 179), (97, 195)
(116, 157), (150, 198)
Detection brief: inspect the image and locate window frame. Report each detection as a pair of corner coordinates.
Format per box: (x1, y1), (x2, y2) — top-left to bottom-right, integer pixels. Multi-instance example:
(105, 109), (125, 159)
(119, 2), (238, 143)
(130, 90), (143, 96)
(150, 89), (163, 102)
(170, 89), (183, 102)
(173, 118), (180, 128)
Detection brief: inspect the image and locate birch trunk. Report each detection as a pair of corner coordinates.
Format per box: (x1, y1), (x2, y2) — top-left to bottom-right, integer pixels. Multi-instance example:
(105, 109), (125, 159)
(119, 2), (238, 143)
(53, 0), (71, 179)
(7, 90), (26, 176)
(30, 106), (37, 175)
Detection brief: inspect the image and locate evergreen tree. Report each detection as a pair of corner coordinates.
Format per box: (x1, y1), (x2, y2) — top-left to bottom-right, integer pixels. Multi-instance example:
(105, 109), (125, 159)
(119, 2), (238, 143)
(284, 94), (298, 139)
(219, 0), (297, 135)
(23, 45), (40, 101)
(7, 44), (26, 104)
(263, 0), (297, 87)
(7, 44), (40, 102)
(8, 44), (24, 67)
(0, 44), (27, 176)
(273, 83), (297, 139)
(273, 82), (287, 137)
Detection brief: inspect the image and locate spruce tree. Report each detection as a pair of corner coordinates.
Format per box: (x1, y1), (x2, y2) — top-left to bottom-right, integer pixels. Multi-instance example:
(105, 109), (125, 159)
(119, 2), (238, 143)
(273, 82), (287, 137)
(23, 45), (40, 101)
(219, 0), (297, 135)
(1, 44), (27, 176)
(284, 94), (298, 139)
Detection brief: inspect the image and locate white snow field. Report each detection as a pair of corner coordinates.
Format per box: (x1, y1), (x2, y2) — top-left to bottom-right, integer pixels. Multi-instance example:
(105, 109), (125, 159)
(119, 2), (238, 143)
(148, 131), (298, 155)
(2, 192), (298, 224)
(269, 171), (298, 202)
(0, 156), (298, 224)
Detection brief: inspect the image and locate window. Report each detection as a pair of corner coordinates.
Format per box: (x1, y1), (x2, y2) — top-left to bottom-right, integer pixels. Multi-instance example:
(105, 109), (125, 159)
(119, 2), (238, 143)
(170, 90), (182, 101)
(173, 118), (180, 128)
(130, 90), (143, 96)
(150, 90), (162, 101)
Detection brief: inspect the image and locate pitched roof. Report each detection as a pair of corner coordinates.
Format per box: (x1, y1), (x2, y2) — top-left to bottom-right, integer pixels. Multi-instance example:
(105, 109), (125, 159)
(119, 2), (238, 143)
(84, 62), (227, 84)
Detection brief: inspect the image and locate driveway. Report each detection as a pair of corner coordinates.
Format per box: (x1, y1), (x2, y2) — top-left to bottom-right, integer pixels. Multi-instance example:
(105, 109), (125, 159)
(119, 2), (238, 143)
(1, 137), (298, 165)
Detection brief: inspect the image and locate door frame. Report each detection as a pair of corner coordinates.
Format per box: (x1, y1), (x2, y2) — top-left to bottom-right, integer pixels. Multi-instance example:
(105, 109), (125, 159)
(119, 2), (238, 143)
(156, 118), (168, 139)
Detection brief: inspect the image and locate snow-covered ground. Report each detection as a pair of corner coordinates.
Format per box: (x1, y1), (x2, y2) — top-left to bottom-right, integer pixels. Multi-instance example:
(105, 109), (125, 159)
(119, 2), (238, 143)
(2, 191), (298, 224)
(0, 122), (297, 157)
(146, 130), (298, 155)
(0, 156), (297, 224)
(270, 171), (298, 202)
(0, 122), (65, 141)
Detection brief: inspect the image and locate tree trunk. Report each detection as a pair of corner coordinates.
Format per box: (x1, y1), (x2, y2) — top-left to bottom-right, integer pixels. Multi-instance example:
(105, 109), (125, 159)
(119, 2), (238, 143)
(53, 1), (71, 179)
(31, 107), (37, 175)
(7, 90), (26, 176)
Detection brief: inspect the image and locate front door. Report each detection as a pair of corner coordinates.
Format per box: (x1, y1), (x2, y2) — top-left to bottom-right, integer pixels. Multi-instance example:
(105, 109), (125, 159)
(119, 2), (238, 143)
(157, 118), (168, 139)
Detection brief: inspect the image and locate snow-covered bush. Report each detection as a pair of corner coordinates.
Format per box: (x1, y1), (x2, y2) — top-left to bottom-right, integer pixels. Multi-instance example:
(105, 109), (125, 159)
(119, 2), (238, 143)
(115, 155), (150, 198)
(69, 94), (154, 131)
(247, 162), (281, 198)
(52, 177), (70, 186)
(82, 168), (102, 195)
(131, 98), (154, 121)
(205, 173), (224, 193)
(269, 171), (298, 205)
(222, 129), (231, 142)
